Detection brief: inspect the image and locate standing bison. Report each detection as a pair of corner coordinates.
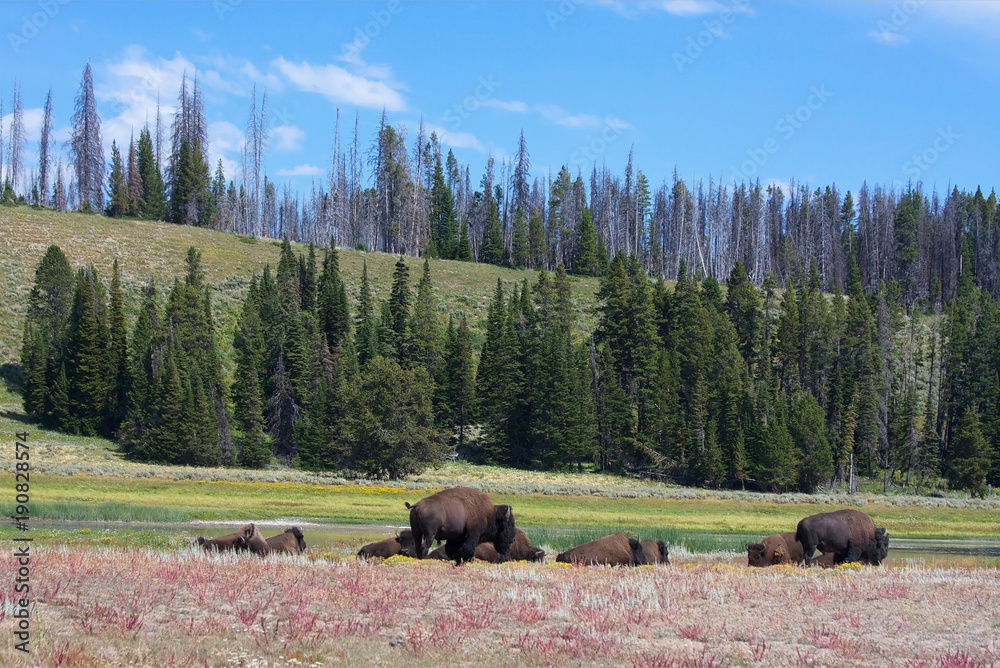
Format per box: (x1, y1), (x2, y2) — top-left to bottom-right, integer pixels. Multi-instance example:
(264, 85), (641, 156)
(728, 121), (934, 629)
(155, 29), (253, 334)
(795, 509), (886, 566)
(357, 529), (417, 560)
(407, 487), (516, 565)
(197, 523), (270, 556)
(265, 527), (306, 554)
(555, 533), (646, 566)
(427, 528), (545, 563)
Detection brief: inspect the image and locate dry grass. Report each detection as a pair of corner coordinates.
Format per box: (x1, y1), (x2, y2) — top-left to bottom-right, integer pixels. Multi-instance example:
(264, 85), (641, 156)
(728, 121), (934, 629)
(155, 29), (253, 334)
(1, 547), (998, 667)
(0, 206), (602, 366)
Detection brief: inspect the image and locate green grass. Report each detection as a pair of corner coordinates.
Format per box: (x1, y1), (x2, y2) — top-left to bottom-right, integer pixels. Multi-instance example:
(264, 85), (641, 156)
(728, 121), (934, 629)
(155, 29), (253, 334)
(29, 501), (190, 523)
(0, 205), (603, 366)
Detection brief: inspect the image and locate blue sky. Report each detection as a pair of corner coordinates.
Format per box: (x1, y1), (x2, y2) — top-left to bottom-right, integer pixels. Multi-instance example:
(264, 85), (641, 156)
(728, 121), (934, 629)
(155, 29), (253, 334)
(3, 0), (998, 199)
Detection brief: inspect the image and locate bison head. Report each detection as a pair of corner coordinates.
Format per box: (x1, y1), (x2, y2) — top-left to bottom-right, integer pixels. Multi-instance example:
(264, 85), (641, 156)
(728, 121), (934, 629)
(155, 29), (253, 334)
(746, 542), (768, 567)
(655, 540), (670, 565)
(869, 527), (889, 565)
(492, 505), (516, 561)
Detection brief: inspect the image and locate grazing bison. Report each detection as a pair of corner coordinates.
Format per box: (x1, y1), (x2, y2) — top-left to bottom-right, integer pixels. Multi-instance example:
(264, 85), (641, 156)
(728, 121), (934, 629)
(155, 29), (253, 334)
(555, 533), (646, 566)
(870, 527), (890, 565)
(407, 487), (516, 565)
(265, 527), (306, 554)
(639, 539), (670, 565)
(426, 528), (545, 563)
(357, 529), (416, 560)
(197, 523), (270, 556)
(795, 509), (882, 566)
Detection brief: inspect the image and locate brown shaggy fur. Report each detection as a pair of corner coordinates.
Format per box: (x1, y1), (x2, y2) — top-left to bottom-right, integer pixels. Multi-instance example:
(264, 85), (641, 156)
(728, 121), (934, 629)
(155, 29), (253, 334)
(264, 527), (306, 554)
(357, 529), (416, 560)
(639, 539), (670, 565)
(795, 509), (880, 566)
(407, 487), (516, 565)
(426, 528), (544, 563)
(197, 523), (269, 556)
(555, 533), (645, 566)
(747, 532), (805, 567)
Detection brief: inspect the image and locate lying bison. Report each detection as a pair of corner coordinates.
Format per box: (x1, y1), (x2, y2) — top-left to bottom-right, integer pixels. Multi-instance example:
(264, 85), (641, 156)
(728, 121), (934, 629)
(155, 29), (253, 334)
(407, 487), (516, 565)
(555, 533), (646, 566)
(747, 532), (805, 567)
(357, 529), (416, 560)
(795, 509), (885, 566)
(427, 528), (545, 563)
(639, 539), (670, 565)
(265, 527), (306, 554)
(196, 523), (270, 556)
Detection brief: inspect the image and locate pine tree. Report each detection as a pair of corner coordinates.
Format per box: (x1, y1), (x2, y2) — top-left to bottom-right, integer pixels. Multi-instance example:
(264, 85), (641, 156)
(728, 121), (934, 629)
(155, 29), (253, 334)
(789, 392), (834, 491)
(127, 135), (143, 214)
(38, 89), (54, 206)
(529, 210), (547, 270)
(512, 206), (530, 269)
(386, 256), (411, 362)
(106, 140), (129, 217)
(355, 261), (378, 366)
(428, 150), (458, 258)
(105, 260), (129, 434)
(65, 267), (110, 436)
(69, 63), (104, 212)
(318, 243), (351, 350)
(440, 316), (476, 447)
(410, 258), (441, 376)
(137, 126), (167, 220)
(479, 196), (505, 266)
(20, 245), (75, 422)
(725, 261), (761, 374)
(574, 207), (599, 276)
(457, 220), (473, 261)
(948, 405), (992, 498)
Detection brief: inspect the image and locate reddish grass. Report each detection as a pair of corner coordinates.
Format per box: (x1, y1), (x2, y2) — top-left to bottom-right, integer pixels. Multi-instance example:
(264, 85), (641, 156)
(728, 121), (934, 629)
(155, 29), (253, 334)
(1, 549), (998, 667)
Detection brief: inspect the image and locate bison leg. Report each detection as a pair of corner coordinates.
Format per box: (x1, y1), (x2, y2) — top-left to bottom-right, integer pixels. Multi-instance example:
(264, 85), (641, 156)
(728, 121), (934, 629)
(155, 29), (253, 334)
(451, 533), (478, 566)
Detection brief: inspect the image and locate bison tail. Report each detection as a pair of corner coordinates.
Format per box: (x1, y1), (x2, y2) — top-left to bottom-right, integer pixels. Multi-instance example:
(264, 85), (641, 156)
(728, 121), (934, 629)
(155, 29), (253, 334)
(404, 502), (413, 509)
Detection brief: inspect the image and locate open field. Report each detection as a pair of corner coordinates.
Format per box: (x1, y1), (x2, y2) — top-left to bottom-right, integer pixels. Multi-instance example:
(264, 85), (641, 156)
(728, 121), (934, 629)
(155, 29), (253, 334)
(2, 547), (998, 668)
(0, 206), (603, 366)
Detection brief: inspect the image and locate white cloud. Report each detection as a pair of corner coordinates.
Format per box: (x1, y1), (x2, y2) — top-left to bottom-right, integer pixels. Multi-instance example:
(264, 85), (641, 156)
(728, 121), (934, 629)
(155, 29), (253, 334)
(598, 0), (751, 19)
(481, 98), (529, 113)
(275, 164), (322, 176)
(208, 121), (244, 184)
(422, 122), (485, 152)
(272, 124), (304, 151)
(922, 1), (1000, 37)
(868, 29), (909, 46)
(274, 56), (406, 111)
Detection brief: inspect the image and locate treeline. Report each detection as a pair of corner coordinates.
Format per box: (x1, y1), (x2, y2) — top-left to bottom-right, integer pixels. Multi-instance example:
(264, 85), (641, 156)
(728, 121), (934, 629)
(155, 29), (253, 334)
(5, 66), (998, 314)
(18, 238), (999, 495)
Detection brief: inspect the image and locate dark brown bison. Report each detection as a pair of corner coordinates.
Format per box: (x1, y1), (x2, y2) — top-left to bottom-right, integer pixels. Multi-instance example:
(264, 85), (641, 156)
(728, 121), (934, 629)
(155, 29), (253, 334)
(639, 539), (670, 565)
(196, 523), (270, 556)
(407, 487), (516, 565)
(555, 533), (646, 566)
(871, 527), (890, 565)
(265, 527), (306, 554)
(426, 528), (544, 563)
(357, 529), (417, 560)
(795, 509), (883, 566)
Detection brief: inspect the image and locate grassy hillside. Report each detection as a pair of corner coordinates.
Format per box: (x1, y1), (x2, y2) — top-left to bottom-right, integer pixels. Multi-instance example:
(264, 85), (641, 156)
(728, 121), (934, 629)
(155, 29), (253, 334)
(0, 205), (603, 368)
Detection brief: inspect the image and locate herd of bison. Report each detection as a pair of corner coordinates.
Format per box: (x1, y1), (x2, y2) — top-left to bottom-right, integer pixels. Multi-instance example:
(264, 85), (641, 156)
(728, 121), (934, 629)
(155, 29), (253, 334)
(196, 486), (891, 568)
